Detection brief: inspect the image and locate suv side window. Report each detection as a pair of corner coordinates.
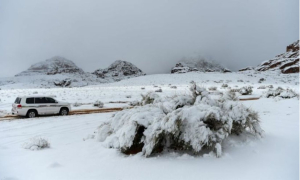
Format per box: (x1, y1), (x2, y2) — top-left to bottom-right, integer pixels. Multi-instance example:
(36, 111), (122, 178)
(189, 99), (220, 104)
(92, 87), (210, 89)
(35, 97), (46, 104)
(45, 98), (56, 103)
(26, 98), (34, 104)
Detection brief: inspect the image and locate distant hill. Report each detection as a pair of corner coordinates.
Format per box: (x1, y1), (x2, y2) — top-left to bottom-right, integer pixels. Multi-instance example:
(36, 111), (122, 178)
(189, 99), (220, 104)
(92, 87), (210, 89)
(171, 58), (230, 74)
(2, 57), (145, 88)
(239, 40), (299, 73)
(15, 56), (85, 76)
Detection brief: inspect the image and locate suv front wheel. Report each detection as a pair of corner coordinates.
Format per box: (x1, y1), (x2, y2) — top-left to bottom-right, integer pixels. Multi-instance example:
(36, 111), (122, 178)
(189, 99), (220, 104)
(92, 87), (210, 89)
(60, 108), (69, 116)
(27, 110), (37, 118)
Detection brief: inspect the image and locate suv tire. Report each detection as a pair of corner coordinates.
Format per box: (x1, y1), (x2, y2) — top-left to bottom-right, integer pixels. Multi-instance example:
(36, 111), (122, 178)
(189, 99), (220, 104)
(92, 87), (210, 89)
(27, 110), (37, 118)
(60, 108), (69, 116)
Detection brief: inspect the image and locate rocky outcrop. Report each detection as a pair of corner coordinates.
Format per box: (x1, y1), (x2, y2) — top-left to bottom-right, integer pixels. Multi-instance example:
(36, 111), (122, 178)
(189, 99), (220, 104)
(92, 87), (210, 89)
(247, 40), (299, 74)
(15, 56), (84, 76)
(171, 59), (230, 74)
(54, 79), (72, 87)
(92, 60), (146, 81)
(171, 63), (198, 74)
(223, 68), (232, 73)
(239, 67), (254, 72)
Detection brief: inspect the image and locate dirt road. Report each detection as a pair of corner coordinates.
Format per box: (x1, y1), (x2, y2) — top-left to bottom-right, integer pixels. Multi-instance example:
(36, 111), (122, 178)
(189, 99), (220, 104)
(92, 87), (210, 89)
(0, 107), (125, 121)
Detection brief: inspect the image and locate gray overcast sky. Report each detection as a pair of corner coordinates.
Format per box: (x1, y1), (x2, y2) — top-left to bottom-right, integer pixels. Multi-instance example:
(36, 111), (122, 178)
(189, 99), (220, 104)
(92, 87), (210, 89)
(0, 0), (298, 77)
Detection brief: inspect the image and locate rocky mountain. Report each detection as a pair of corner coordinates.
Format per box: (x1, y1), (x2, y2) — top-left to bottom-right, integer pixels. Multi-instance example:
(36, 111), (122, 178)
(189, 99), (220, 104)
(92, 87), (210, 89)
(9, 56), (106, 88)
(8, 57), (146, 88)
(240, 40), (299, 74)
(171, 58), (230, 74)
(15, 56), (85, 76)
(92, 60), (146, 81)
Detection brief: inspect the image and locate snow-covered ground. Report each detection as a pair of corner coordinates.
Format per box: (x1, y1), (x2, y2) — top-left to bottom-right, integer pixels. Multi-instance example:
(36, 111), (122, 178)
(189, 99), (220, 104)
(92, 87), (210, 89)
(0, 72), (298, 115)
(0, 72), (299, 180)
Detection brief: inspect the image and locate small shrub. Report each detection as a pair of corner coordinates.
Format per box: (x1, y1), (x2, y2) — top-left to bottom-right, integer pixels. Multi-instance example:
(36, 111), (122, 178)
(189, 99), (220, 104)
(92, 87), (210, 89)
(126, 95), (132, 98)
(170, 86), (177, 89)
(214, 80), (223, 83)
(141, 92), (159, 105)
(258, 78), (265, 83)
(221, 91), (238, 101)
(265, 88), (298, 99)
(155, 89), (162, 93)
(221, 84), (228, 88)
(141, 87), (145, 90)
(279, 89), (298, 99)
(230, 89), (240, 93)
(239, 86), (253, 95)
(208, 86), (217, 91)
(129, 101), (140, 106)
(23, 137), (50, 150)
(257, 85), (266, 89)
(237, 80), (243, 82)
(94, 100), (104, 108)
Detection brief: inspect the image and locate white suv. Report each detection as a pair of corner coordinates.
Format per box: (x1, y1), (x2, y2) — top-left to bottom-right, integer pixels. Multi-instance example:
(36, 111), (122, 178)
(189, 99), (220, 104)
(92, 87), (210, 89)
(12, 96), (71, 118)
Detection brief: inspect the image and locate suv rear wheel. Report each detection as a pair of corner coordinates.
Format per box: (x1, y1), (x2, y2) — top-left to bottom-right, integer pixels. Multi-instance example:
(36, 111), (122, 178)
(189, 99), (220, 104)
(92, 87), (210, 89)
(27, 110), (37, 118)
(60, 108), (69, 116)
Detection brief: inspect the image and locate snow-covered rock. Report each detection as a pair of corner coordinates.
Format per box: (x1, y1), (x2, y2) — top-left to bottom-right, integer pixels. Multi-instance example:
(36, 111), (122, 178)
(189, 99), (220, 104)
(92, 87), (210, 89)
(16, 56), (85, 76)
(23, 137), (50, 151)
(92, 60), (146, 81)
(171, 58), (230, 73)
